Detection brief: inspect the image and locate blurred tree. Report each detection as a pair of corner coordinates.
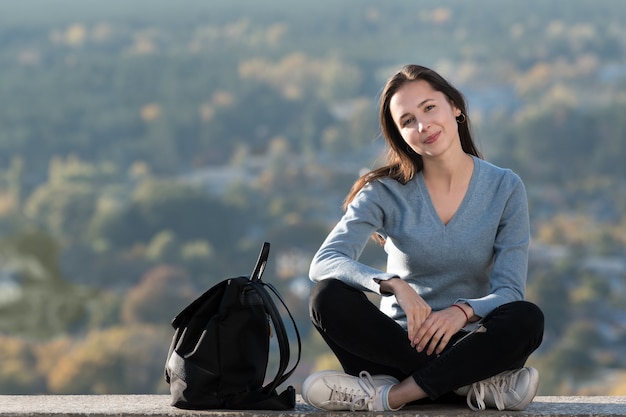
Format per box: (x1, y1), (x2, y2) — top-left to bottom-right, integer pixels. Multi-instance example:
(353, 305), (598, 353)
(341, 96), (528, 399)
(83, 290), (124, 329)
(144, 230), (179, 263)
(120, 264), (195, 325)
(3, 156), (24, 211)
(87, 180), (249, 255)
(47, 325), (170, 394)
(534, 321), (603, 394)
(0, 336), (45, 394)
(25, 182), (96, 242)
(179, 239), (216, 280)
(526, 263), (571, 339)
(24, 156), (121, 243)
(0, 230), (93, 337)
(238, 53), (362, 102)
(570, 271), (611, 310)
(34, 337), (73, 382)
(58, 241), (151, 290)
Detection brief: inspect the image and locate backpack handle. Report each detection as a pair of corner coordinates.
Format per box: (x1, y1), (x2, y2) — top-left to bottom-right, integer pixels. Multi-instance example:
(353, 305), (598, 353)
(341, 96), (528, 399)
(250, 241), (270, 282)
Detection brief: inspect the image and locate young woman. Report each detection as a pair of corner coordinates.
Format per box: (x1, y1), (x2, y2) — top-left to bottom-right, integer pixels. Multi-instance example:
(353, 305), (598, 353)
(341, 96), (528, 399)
(302, 64), (544, 412)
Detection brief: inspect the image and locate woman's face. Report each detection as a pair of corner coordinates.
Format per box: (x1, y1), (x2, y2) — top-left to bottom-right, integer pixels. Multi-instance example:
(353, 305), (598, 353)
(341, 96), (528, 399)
(389, 80), (461, 159)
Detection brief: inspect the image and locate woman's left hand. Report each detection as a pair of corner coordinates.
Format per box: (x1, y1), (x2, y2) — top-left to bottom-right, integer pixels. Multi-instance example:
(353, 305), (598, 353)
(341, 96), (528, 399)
(412, 304), (471, 355)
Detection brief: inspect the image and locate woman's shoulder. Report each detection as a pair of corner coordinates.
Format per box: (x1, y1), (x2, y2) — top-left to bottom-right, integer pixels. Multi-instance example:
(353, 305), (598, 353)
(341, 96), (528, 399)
(352, 175), (416, 206)
(365, 174), (417, 195)
(474, 157), (524, 186)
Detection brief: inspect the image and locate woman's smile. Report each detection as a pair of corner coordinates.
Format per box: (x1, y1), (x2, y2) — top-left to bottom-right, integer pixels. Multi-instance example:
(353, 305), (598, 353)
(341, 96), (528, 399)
(424, 131), (440, 145)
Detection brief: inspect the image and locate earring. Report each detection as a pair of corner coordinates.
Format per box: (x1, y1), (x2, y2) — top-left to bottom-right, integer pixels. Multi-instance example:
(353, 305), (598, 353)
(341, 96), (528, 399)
(456, 113), (466, 124)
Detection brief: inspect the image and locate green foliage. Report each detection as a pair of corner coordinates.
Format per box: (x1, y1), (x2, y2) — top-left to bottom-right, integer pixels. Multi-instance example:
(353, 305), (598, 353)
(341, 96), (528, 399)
(88, 180), (249, 256)
(491, 105), (626, 184)
(0, 230), (93, 338)
(144, 231), (178, 263)
(25, 183), (97, 241)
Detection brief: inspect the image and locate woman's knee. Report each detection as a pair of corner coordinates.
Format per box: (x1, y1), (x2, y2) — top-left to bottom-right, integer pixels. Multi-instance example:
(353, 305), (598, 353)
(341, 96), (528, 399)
(502, 301), (544, 324)
(512, 301), (544, 331)
(309, 279), (366, 325)
(490, 300), (543, 322)
(519, 301), (545, 347)
(489, 301), (545, 345)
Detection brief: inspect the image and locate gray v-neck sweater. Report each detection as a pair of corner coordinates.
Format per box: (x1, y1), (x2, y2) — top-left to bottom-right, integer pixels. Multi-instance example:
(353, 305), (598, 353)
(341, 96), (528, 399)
(309, 156), (530, 329)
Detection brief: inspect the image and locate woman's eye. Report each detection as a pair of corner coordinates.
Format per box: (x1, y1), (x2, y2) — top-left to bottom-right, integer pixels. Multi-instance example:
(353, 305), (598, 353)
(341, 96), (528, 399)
(402, 117), (414, 127)
(425, 105), (435, 111)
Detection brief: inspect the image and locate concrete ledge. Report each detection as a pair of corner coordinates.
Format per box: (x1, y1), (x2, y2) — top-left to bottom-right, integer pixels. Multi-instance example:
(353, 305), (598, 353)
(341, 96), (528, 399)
(0, 395), (625, 417)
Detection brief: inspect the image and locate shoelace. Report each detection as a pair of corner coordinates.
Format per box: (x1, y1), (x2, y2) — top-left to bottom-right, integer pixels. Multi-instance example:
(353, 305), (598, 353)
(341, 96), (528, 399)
(466, 370), (520, 411)
(324, 371), (378, 411)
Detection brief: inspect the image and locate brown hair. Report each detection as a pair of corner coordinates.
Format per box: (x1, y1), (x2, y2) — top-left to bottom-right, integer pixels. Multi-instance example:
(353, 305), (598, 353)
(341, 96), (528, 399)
(343, 64), (482, 210)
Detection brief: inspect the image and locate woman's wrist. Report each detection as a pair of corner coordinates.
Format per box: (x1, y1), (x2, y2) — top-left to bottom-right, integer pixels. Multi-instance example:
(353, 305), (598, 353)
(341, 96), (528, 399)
(377, 276), (402, 295)
(451, 304), (470, 325)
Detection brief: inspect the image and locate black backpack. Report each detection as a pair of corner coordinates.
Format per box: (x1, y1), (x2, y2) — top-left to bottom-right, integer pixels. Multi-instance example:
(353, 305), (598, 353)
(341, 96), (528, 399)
(165, 242), (301, 410)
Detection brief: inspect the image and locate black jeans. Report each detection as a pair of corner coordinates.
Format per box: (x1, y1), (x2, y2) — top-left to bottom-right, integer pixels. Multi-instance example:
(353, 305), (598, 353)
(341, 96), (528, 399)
(309, 279), (544, 401)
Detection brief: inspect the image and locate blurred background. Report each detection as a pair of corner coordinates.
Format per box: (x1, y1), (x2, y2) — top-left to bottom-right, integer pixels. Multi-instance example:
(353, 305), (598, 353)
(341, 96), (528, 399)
(0, 0), (625, 396)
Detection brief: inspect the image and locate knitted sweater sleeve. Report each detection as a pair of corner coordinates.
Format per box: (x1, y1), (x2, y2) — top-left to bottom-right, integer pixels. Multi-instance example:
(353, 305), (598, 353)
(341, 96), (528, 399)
(308, 182), (397, 294)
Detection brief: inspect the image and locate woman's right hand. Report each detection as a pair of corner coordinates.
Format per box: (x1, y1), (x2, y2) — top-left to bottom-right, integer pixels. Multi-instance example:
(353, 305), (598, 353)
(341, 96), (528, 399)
(379, 277), (432, 347)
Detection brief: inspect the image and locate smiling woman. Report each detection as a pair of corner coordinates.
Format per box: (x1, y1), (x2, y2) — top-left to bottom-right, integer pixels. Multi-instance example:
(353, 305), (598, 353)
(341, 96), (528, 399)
(300, 64), (545, 413)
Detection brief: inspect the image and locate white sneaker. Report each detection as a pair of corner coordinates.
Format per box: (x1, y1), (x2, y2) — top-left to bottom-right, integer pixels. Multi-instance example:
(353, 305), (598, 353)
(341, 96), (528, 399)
(454, 367), (539, 411)
(301, 370), (400, 411)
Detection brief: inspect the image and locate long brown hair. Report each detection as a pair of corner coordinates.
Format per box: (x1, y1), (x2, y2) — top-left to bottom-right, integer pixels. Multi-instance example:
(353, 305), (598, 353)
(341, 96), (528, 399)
(343, 64), (482, 210)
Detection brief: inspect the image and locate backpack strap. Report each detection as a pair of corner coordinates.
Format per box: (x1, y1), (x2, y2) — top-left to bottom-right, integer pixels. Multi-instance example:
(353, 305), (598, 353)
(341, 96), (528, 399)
(248, 241), (301, 393)
(252, 280), (301, 393)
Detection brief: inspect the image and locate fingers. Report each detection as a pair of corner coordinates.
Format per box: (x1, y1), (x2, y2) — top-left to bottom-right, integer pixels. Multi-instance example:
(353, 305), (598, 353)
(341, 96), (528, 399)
(412, 310), (460, 355)
(394, 285), (431, 344)
(413, 320), (444, 355)
(407, 305), (431, 345)
(430, 328), (452, 355)
(416, 327), (450, 355)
